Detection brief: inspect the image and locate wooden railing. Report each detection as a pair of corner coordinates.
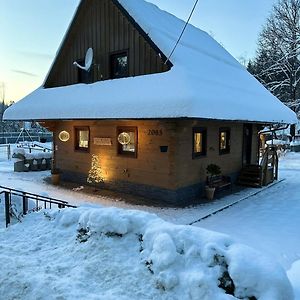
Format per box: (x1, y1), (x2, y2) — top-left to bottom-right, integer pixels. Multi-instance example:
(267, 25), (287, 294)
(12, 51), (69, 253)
(0, 186), (77, 228)
(260, 145), (278, 186)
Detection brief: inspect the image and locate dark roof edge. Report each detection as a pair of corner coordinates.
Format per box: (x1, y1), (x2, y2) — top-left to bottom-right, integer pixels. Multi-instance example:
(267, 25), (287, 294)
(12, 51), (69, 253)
(5, 117), (292, 125)
(112, 0), (173, 69)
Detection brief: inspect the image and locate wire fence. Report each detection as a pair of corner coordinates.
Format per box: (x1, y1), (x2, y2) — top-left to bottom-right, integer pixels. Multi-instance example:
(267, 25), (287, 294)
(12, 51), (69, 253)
(0, 144), (11, 161)
(0, 132), (52, 145)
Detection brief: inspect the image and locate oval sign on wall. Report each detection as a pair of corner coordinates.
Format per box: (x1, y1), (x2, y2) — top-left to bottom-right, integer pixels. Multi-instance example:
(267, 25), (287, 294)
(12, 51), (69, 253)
(58, 131), (70, 142)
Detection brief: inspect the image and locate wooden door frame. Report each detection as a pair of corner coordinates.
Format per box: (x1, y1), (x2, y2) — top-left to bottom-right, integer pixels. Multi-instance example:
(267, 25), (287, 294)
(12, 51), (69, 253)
(242, 124), (253, 166)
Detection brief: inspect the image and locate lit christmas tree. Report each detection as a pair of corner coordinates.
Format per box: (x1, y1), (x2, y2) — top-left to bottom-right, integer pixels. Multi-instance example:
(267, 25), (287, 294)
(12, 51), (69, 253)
(87, 154), (104, 190)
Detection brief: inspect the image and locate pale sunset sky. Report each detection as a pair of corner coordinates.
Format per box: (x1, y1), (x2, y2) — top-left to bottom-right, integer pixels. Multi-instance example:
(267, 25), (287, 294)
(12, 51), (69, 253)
(0, 0), (276, 104)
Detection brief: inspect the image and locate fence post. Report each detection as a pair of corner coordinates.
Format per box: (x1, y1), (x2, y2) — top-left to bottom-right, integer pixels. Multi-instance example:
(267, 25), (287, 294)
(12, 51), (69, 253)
(23, 193), (28, 215)
(5, 192), (10, 228)
(7, 144), (11, 160)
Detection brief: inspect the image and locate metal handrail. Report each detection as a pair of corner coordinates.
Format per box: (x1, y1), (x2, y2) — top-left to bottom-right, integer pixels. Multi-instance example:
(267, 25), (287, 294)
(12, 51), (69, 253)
(0, 185), (77, 227)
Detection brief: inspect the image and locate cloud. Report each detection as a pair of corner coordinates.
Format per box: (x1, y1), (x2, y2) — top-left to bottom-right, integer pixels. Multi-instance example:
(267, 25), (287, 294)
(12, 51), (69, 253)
(11, 69), (38, 77)
(17, 50), (54, 61)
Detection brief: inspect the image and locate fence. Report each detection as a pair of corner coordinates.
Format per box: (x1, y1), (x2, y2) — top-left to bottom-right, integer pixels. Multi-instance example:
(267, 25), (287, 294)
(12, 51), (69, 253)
(0, 132), (53, 145)
(0, 144), (11, 160)
(0, 186), (77, 228)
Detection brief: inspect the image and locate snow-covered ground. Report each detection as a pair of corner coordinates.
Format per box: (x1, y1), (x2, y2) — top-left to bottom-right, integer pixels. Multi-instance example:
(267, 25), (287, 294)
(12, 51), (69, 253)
(1, 151), (300, 298)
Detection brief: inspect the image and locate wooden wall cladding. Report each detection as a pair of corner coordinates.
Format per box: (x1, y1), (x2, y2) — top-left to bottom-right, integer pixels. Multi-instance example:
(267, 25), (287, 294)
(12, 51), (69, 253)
(45, 0), (170, 88)
(53, 119), (259, 190)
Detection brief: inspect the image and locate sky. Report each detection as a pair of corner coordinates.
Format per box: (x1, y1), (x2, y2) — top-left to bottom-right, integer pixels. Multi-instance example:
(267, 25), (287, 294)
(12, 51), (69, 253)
(0, 0), (276, 104)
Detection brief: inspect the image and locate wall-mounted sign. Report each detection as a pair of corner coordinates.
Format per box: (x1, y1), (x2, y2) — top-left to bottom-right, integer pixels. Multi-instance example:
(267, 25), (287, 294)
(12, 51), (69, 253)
(94, 138), (112, 146)
(58, 131), (70, 142)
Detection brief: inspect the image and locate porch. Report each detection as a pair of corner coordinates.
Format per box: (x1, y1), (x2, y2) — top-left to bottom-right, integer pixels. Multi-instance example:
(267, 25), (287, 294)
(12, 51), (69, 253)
(238, 145), (279, 187)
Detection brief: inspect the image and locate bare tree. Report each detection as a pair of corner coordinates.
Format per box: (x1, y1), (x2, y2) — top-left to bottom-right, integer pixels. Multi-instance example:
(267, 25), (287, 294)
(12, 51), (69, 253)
(249, 0), (300, 116)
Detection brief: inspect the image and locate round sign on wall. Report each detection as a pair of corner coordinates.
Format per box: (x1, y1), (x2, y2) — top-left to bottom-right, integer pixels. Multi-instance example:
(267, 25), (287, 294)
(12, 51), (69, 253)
(58, 131), (70, 142)
(117, 132), (131, 145)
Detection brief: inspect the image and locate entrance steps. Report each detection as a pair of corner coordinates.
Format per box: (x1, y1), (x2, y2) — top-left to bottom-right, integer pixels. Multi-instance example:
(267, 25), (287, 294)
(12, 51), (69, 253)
(237, 164), (262, 187)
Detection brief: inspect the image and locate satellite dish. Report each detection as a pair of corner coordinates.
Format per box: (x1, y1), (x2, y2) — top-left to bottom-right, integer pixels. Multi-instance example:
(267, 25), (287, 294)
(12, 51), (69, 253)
(73, 48), (93, 71)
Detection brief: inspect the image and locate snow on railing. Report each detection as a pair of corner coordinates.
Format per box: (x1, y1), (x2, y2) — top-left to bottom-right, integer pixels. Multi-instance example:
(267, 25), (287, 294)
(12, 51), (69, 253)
(0, 185), (77, 228)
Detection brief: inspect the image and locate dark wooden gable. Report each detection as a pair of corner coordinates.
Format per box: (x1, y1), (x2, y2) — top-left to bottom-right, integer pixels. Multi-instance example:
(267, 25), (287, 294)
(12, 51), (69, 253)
(44, 0), (172, 88)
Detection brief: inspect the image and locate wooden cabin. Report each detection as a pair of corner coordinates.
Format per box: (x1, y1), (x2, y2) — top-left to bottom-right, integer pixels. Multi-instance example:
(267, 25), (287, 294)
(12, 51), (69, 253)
(4, 0), (297, 205)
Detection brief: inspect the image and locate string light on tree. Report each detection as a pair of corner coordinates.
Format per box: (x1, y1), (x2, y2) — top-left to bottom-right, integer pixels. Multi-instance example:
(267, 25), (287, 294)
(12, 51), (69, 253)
(87, 154), (104, 190)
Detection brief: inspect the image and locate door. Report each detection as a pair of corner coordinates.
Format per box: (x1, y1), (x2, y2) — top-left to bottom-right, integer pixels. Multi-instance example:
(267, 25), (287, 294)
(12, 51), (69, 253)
(243, 124), (253, 165)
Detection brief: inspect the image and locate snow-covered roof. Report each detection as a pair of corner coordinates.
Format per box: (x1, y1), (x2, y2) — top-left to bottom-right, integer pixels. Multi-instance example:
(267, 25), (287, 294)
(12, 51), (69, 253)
(4, 0), (298, 124)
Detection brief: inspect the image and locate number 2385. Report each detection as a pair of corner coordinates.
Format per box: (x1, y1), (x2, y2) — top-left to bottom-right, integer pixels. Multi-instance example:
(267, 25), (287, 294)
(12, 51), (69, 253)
(148, 129), (163, 136)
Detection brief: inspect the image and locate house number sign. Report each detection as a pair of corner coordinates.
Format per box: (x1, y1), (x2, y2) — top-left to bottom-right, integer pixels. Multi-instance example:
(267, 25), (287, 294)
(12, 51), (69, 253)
(148, 129), (163, 136)
(94, 138), (112, 146)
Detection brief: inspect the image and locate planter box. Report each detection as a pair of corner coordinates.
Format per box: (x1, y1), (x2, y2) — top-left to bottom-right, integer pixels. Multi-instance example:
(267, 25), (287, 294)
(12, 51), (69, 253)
(291, 145), (300, 152)
(24, 160), (31, 172)
(30, 159), (40, 171)
(51, 173), (60, 185)
(205, 186), (215, 200)
(40, 159), (47, 171)
(14, 161), (25, 172)
(46, 158), (52, 170)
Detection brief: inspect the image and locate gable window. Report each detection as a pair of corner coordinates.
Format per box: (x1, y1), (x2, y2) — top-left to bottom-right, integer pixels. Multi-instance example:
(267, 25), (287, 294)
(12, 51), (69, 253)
(117, 127), (137, 158)
(193, 127), (207, 158)
(75, 127), (90, 152)
(111, 52), (129, 79)
(219, 128), (231, 155)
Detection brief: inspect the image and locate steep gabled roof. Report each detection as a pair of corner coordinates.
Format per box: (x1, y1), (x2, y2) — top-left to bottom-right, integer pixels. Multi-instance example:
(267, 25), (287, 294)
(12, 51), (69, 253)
(4, 0), (297, 124)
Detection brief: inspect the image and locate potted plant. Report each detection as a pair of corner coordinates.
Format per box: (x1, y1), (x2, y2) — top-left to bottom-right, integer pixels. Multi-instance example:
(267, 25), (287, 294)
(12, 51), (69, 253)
(51, 168), (61, 185)
(205, 164), (221, 200)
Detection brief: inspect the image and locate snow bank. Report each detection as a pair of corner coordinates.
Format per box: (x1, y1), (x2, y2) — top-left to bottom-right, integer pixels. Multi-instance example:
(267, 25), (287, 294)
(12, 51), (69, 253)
(287, 260), (300, 299)
(266, 139), (290, 146)
(12, 147), (52, 160)
(0, 206), (292, 300)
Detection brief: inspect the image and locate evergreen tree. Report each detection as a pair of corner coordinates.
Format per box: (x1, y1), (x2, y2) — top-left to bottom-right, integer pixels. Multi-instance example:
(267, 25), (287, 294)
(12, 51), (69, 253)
(87, 154), (104, 190)
(249, 0), (300, 117)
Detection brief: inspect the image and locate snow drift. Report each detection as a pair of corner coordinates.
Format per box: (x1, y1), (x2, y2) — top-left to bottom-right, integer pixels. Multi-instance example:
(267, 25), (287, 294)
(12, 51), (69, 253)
(0, 205), (293, 300)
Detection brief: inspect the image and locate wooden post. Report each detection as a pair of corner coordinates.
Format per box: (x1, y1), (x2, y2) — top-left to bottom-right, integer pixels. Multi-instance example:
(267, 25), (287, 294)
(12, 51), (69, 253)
(5, 191), (10, 228)
(274, 150), (279, 180)
(7, 144), (11, 160)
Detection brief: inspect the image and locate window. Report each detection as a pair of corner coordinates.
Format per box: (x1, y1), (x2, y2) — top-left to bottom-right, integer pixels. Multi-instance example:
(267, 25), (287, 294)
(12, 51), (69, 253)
(193, 127), (207, 158)
(75, 127), (90, 152)
(219, 128), (231, 154)
(111, 52), (129, 78)
(117, 127), (137, 158)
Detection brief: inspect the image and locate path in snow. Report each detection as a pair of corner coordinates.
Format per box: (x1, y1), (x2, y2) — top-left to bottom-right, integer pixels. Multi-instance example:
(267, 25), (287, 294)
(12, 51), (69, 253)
(195, 153), (300, 270)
